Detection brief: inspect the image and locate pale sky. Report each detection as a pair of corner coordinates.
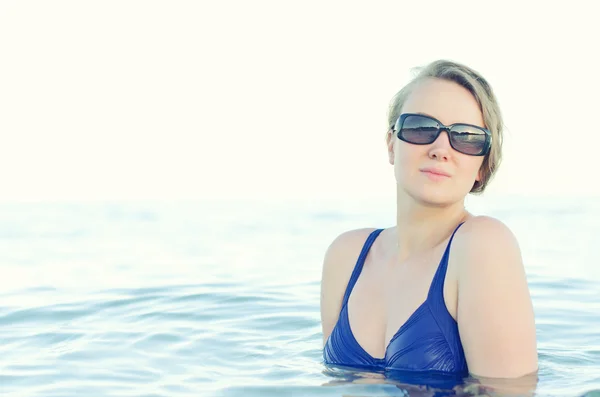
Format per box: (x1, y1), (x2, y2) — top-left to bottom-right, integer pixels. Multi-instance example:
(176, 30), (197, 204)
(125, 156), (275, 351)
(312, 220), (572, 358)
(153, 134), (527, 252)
(1, 1), (598, 201)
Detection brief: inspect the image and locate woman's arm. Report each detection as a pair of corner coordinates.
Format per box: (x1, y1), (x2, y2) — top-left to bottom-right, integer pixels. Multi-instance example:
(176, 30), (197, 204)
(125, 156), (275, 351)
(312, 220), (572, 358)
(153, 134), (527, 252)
(455, 216), (538, 379)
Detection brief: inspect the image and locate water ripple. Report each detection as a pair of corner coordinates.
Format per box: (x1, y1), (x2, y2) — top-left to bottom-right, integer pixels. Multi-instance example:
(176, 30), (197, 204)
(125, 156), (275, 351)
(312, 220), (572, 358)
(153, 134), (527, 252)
(0, 200), (599, 396)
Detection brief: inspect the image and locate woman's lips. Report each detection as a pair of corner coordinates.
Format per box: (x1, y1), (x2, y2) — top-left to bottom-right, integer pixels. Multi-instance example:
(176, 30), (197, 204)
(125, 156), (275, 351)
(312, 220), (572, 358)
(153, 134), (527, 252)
(420, 168), (451, 181)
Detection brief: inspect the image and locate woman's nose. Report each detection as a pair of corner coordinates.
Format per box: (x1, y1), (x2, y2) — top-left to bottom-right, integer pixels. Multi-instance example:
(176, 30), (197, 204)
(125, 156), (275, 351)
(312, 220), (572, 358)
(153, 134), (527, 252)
(428, 130), (452, 160)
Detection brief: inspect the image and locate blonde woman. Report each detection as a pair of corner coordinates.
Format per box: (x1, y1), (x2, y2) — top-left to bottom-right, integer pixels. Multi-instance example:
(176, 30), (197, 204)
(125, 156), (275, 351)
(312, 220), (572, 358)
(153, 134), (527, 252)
(320, 60), (538, 383)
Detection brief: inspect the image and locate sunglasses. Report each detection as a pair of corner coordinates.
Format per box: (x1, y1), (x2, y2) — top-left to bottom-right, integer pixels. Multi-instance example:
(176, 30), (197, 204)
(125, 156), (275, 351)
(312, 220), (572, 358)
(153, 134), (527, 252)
(392, 113), (492, 156)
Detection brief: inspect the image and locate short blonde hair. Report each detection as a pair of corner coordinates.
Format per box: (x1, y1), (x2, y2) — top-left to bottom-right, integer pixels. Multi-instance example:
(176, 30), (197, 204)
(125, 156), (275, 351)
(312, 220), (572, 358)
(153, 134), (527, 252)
(387, 60), (503, 194)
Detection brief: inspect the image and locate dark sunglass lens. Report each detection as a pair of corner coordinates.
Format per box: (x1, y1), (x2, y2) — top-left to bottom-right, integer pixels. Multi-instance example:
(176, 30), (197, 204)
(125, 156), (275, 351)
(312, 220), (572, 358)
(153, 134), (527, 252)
(400, 115), (439, 144)
(450, 125), (487, 155)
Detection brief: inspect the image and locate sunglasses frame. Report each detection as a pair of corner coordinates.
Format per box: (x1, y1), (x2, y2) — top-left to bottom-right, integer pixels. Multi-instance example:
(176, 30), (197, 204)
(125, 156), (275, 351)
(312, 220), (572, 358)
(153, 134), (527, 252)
(392, 113), (492, 156)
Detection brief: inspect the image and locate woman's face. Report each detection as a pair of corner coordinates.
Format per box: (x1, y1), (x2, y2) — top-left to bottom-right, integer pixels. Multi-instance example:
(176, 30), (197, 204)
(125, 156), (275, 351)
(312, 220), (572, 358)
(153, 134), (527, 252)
(387, 78), (486, 206)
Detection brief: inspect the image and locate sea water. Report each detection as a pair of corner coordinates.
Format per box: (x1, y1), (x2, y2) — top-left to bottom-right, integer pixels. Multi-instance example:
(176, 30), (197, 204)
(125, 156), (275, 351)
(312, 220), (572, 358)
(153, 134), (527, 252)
(0, 195), (598, 396)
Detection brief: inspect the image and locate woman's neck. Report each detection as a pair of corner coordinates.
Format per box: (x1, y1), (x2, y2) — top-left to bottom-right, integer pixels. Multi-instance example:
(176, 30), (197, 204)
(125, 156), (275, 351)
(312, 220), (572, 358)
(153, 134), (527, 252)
(394, 191), (469, 262)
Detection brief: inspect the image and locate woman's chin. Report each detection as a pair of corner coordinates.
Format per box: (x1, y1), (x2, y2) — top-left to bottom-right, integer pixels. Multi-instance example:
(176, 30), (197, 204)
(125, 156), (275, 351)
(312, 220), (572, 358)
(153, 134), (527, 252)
(406, 185), (465, 207)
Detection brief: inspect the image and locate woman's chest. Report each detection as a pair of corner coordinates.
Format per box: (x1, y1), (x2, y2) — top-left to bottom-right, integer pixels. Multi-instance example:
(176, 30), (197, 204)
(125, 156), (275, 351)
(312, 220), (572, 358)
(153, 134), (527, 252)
(347, 256), (459, 359)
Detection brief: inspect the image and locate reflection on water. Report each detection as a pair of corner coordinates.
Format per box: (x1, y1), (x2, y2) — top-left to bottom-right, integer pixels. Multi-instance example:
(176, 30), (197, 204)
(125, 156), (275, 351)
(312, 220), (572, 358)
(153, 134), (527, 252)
(321, 365), (539, 396)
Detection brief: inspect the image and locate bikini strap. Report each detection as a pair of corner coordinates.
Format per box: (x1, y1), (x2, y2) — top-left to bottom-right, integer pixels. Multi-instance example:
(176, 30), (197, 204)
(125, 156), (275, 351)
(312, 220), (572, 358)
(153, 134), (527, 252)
(341, 228), (384, 308)
(427, 222), (465, 302)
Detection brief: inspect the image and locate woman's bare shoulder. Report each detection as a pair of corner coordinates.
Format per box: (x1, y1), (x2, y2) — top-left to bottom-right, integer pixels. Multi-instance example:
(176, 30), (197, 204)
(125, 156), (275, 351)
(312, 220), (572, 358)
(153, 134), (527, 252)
(452, 215), (525, 286)
(454, 215), (520, 256)
(321, 227), (379, 293)
(323, 227), (379, 269)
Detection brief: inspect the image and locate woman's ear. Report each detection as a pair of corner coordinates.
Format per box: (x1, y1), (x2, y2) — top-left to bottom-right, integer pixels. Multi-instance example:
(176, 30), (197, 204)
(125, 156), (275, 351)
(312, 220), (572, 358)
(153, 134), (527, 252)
(476, 167), (482, 182)
(386, 130), (395, 165)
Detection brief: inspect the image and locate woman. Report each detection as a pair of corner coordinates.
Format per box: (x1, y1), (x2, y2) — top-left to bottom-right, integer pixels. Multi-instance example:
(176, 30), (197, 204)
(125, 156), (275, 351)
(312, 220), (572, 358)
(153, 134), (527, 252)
(320, 60), (538, 380)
